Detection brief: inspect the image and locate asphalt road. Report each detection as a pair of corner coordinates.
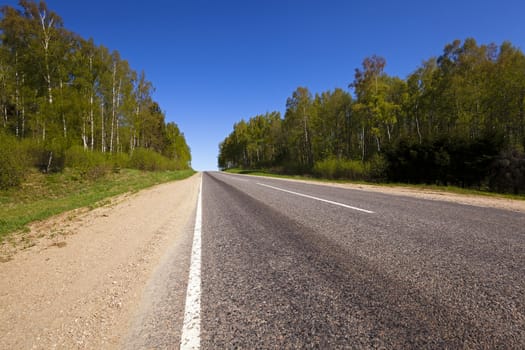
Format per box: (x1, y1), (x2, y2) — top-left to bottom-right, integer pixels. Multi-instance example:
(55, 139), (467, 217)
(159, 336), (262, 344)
(124, 171), (525, 349)
(199, 172), (525, 349)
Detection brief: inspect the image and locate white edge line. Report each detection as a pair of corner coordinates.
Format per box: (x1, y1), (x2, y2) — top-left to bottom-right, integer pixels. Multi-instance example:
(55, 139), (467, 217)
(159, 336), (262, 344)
(257, 182), (374, 214)
(180, 175), (203, 350)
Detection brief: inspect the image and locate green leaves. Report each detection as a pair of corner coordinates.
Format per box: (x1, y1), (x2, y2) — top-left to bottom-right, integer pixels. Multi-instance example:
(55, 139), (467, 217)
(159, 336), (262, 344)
(0, 1), (191, 174)
(218, 38), (525, 193)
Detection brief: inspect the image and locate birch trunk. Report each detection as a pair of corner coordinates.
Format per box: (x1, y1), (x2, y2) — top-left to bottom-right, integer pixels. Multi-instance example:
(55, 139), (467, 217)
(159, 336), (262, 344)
(101, 103), (106, 152)
(110, 61), (117, 153)
(415, 116), (422, 144)
(14, 52), (20, 136)
(89, 56), (94, 151)
(39, 10), (54, 105)
(90, 93), (94, 151)
(20, 75), (25, 137)
(60, 80), (66, 138)
(82, 112), (88, 149)
(21, 104), (25, 138)
(115, 78), (122, 152)
(361, 126), (365, 161)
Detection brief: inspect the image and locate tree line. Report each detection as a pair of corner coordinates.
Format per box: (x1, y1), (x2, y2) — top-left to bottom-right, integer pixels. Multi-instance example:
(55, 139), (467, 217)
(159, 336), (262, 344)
(219, 38), (525, 194)
(0, 1), (191, 188)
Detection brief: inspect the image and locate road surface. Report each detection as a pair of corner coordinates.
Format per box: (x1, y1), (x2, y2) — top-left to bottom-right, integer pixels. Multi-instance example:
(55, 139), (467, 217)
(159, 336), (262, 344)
(130, 171), (525, 349)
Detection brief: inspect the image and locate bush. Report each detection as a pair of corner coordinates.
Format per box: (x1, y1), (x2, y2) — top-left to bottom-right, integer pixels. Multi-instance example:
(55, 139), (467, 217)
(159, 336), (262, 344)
(18, 138), (43, 169)
(33, 141), (66, 173)
(367, 154), (388, 181)
(0, 134), (28, 189)
(384, 135), (503, 187)
(313, 157), (366, 180)
(489, 149), (525, 194)
(129, 148), (178, 171)
(65, 146), (111, 180)
(110, 152), (130, 172)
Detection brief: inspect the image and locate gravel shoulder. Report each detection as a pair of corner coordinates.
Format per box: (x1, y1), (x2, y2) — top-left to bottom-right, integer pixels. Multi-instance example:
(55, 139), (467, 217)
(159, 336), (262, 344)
(0, 173), (201, 349)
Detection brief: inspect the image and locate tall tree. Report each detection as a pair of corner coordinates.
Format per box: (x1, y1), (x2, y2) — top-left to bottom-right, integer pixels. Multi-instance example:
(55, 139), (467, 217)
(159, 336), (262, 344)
(283, 87), (315, 170)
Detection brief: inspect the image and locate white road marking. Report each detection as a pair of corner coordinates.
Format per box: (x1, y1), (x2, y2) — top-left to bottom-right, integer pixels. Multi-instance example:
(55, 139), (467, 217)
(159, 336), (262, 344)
(257, 183), (374, 214)
(180, 176), (203, 350)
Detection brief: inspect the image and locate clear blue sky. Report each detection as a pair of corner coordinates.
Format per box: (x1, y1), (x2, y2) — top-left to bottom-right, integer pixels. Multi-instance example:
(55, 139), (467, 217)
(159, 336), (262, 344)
(4, 0), (525, 170)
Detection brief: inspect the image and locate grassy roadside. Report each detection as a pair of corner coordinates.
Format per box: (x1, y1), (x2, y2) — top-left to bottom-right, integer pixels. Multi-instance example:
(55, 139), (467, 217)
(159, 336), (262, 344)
(0, 168), (195, 241)
(225, 168), (525, 201)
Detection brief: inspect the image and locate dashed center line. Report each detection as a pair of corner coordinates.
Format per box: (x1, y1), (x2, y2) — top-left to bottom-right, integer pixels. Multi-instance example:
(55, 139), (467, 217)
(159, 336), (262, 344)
(257, 183), (375, 214)
(180, 176), (203, 350)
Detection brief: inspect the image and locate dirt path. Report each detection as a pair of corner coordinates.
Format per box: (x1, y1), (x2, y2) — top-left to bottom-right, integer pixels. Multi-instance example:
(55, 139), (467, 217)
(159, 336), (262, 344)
(0, 173), (201, 349)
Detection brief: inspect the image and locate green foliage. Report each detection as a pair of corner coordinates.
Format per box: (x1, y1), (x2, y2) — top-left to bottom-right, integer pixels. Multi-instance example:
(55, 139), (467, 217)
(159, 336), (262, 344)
(37, 141), (67, 173)
(313, 158), (366, 180)
(0, 0), (192, 181)
(384, 135), (504, 187)
(0, 133), (27, 189)
(110, 152), (131, 171)
(64, 146), (111, 179)
(218, 112), (283, 170)
(129, 148), (181, 171)
(367, 154), (388, 181)
(489, 149), (525, 194)
(218, 38), (525, 193)
(163, 122), (192, 169)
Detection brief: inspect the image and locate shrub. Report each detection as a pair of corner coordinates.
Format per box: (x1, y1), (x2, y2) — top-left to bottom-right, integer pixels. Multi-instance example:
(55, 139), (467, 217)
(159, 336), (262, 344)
(0, 134), (28, 189)
(367, 154), (388, 182)
(129, 148), (177, 171)
(489, 149), (525, 194)
(65, 146), (110, 180)
(110, 152), (130, 172)
(0, 134), (25, 190)
(313, 157), (366, 180)
(384, 135), (503, 187)
(18, 138), (43, 169)
(34, 141), (66, 173)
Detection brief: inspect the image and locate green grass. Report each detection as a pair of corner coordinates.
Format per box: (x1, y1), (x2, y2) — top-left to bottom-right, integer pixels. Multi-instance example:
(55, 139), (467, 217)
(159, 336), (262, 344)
(224, 168), (525, 201)
(0, 168), (195, 241)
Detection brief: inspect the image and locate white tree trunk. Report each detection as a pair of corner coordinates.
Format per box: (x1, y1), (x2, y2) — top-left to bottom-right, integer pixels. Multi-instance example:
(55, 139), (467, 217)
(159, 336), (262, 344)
(415, 116), (422, 144)
(115, 78), (122, 152)
(60, 80), (66, 138)
(82, 112), (88, 150)
(89, 56), (95, 151)
(15, 60), (19, 136)
(21, 104), (25, 138)
(101, 102), (105, 152)
(110, 61), (117, 153)
(39, 10), (54, 105)
(89, 93), (94, 151)
(361, 126), (365, 161)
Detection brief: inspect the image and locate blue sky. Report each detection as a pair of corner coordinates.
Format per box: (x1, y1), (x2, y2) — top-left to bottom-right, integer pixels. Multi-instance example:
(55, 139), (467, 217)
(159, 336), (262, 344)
(4, 0), (525, 170)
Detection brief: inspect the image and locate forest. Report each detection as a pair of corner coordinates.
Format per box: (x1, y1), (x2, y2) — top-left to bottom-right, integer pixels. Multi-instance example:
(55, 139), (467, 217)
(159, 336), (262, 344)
(219, 38), (525, 194)
(0, 1), (191, 189)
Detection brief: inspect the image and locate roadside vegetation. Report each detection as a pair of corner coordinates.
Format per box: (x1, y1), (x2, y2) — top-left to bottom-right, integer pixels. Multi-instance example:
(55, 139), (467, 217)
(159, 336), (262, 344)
(0, 168), (195, 241)
(219, 39), (525, 195)
(0, 1), (194, 239)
